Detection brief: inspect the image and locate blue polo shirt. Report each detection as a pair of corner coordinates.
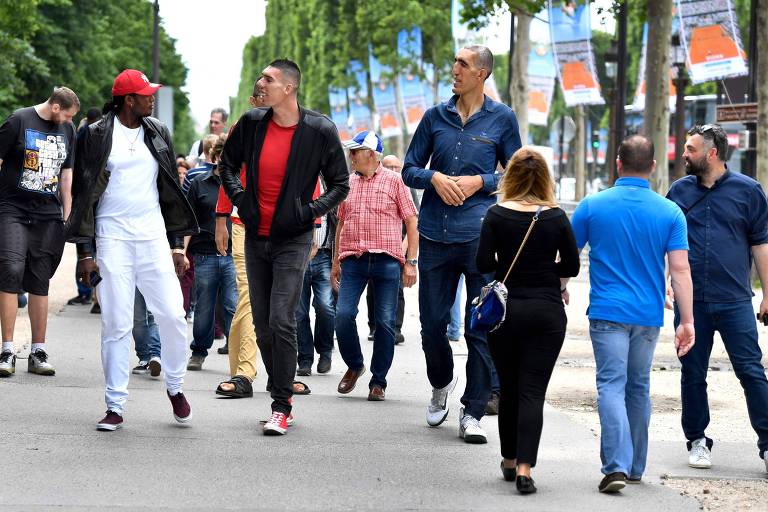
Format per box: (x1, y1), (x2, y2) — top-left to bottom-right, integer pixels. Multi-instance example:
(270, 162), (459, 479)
(667, 171), (768, 303)
(402, 94), (521, 243)
(571, 177), (689, 326)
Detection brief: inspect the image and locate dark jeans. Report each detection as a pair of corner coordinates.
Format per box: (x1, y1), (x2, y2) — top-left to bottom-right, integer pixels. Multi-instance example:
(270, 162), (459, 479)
(190, 254), (237, 358)
(133, 288), (160, 361)
(675, 300), (768, 456)
(488, 298), (566, 467)
(295, 249), (335, 367)
(245, 231), (312, 414)
(419, 236), (494, 420)
(366, 279), (405, 334)
(335, 253), (401, 389)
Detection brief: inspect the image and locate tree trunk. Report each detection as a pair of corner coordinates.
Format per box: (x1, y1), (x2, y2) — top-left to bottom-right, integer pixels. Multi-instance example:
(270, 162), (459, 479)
(510, 13), (531, 145)
(643, 0), (673, 193)
(758, 6), (768, 187)
(575, 105), (586, 200)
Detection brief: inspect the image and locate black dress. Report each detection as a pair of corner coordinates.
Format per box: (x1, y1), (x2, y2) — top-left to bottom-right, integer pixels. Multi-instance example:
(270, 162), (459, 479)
(476, 204), (580, 466)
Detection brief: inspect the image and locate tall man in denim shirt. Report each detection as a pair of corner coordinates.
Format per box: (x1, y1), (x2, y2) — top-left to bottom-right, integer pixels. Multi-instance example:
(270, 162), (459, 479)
(403, 45), (521, 444)
(667, 124), (768, 473)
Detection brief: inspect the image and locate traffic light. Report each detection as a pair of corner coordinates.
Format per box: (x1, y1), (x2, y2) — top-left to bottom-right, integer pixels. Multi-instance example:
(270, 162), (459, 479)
(591, 130), (600, 149)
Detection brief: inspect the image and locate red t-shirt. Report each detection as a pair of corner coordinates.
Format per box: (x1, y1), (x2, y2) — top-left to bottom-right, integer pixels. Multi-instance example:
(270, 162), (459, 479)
(257, 120), (296, 236)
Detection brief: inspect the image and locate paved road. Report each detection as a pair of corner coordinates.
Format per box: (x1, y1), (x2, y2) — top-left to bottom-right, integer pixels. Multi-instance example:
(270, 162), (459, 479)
(0, 296), (706, 511)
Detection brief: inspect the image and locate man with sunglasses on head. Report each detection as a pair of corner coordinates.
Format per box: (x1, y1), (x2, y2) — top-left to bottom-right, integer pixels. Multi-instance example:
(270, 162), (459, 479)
(667, 123), (768, 473)
(68, 69), (199, 431)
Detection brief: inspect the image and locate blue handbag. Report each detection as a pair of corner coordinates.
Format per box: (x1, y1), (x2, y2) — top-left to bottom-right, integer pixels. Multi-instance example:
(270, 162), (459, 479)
(469, 206), (542, 333)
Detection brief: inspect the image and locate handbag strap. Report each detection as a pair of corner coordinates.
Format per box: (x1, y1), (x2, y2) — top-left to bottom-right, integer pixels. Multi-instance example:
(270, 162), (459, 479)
(501, 206), (543, 284)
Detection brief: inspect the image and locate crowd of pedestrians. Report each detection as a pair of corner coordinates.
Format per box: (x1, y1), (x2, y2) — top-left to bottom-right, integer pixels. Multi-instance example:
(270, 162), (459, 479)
(1, 44), (767, 496)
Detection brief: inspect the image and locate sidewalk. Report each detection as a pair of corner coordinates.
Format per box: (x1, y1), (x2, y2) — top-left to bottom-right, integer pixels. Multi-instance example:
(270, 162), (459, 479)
(0, 293), (702, 511)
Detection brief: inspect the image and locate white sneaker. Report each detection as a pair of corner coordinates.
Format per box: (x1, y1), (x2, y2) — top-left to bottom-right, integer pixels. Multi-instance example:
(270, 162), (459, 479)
(28, 349), (55, 376)
(426, 375), (458, 426)
(459, 407), (487, 444)
(0, 350), (16, 377)
(688, 438), (712, 469)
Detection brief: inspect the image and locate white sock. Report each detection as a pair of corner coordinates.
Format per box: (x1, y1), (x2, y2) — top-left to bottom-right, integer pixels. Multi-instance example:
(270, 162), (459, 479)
(2, 341), (13, 353)
(31, 342), (45, 353)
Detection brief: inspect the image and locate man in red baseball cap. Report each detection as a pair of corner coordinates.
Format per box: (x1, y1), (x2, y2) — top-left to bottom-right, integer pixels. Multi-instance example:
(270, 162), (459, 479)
(68, 69), (199, 432)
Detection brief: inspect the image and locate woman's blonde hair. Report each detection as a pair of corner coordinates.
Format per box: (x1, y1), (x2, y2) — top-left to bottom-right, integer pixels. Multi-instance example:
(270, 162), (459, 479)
(210, 133), (227, 163)
(495, 146), (558, 207)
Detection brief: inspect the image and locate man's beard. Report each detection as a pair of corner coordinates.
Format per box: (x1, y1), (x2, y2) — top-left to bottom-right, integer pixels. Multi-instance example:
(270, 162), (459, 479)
(685, 156), (708, 177)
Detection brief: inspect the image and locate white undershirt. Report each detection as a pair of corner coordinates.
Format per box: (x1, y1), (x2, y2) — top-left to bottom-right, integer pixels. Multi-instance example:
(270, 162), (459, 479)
(96, 118), (167, 240)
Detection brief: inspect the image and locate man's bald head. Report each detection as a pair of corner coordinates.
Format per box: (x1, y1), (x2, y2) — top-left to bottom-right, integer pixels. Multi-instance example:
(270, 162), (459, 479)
(617, 135), (655, 176)
(382, 154), (403, 172)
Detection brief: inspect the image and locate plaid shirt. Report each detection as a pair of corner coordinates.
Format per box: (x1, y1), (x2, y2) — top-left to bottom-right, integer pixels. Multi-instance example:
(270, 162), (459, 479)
(338, 164), (417, 265)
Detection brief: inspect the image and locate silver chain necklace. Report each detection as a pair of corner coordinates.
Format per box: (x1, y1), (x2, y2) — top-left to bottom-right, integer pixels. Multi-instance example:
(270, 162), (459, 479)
(118, 120), (142, 155)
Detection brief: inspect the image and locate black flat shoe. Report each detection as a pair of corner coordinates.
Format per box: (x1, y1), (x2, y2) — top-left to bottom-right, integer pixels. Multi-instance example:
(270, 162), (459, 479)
(500, 461), (516, 482)
(516, 475), (537, 494)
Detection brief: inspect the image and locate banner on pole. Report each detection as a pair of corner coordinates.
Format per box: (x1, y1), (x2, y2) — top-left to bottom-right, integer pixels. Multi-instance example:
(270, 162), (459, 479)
(328, 87), (352, 141)
(397, 28), (430, 134)
(548, 1), (604, 107)
(369, 53), (402, 138)
(632, 23), (679, 112)
(675, 0), (747, 84)
(347, 60), (372, 134)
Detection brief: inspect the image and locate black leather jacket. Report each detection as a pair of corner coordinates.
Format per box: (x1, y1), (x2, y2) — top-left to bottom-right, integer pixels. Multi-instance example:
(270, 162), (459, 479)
(67, 112), (198, 253)
(218, 106), (349, 240)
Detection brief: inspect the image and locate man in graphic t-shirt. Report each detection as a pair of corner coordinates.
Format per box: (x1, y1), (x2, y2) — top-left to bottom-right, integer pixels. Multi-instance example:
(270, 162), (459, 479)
(219, 59), (349, 435)
(0, 87), (79, 378)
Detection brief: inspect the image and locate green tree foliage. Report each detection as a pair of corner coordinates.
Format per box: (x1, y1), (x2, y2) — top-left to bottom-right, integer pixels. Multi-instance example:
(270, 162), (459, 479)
(231, 0), (456, 120)
(0, 0), (194, 152)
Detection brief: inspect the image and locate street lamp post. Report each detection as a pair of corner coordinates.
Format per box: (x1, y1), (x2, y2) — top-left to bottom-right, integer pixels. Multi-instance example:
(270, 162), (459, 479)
(605, 59), (617, 185)
(671, 34), (688, 183)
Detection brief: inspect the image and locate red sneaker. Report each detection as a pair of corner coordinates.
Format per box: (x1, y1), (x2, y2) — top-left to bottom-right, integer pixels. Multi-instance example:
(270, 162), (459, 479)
(263, 411), (288, 435)
(167, 391), (191, 423)
(96, 410), (123, 431)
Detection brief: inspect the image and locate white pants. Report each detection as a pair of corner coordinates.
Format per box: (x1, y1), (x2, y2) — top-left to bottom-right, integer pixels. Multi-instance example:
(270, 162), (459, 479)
(96, 237), (187, 414)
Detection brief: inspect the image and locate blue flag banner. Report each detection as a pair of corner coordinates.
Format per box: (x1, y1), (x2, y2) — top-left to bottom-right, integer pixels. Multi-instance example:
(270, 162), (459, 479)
(369, 52), (402, 138)
(347, 60), (373, 134)
(548, 1), (604, 106)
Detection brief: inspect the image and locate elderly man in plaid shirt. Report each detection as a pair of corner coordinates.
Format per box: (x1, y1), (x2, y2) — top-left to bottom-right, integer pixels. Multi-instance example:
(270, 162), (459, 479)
(331, 131), (418, 401)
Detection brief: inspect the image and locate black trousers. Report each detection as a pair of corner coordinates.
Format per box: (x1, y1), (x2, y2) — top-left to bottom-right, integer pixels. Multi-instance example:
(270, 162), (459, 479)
(244, 230), (312, 414)
(487, 297), (566, 467)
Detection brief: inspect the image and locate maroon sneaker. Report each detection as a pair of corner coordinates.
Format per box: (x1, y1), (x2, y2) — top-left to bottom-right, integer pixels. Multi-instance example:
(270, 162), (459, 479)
(96, 410), (123, 431)
(167, 391), (192, 423)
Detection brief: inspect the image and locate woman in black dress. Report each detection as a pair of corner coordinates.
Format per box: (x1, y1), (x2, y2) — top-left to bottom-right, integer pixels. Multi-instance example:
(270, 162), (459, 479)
(476, 147), (580, 494)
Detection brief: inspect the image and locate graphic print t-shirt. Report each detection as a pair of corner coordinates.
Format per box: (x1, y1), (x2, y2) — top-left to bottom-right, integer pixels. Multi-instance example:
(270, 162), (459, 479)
(0, 107), (75, 220)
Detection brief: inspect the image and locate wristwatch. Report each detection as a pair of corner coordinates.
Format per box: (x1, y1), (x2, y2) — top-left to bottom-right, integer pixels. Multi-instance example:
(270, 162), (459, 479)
(406, 258), (418, 266)
(172, 248), (185, 255)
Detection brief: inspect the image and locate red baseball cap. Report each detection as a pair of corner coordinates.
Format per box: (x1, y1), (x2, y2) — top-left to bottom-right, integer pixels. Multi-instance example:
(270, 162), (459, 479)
(112, 69), (162, 96)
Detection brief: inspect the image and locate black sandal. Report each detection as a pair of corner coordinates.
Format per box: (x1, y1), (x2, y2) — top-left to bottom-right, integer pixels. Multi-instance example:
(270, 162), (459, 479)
(264, 380), (311, 395)
(215, 375), (253, 398)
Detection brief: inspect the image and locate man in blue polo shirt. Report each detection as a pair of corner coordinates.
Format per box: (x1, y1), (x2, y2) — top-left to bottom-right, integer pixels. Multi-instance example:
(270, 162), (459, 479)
(403, 44), (521, 444)
(570, 135), (695, 493)
(667, 124), (768, 474)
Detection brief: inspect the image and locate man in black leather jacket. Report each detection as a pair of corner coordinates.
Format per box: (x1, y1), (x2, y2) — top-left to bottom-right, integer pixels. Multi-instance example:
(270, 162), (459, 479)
(218, 59), (349, 435)
(68, 69), (199, 432)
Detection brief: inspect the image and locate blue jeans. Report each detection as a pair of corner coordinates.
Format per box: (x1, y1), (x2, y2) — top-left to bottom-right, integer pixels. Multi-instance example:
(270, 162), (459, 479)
(190, 254), (237, 358)
(335, 253), (400, 389)
(447, 275), (463, 340)
(133, 288), (160, 361)
(295, 249), (335, 367)
(590, 319), (660, 478)
(419, 236), (494, 420)
(675, 300), (768, 456)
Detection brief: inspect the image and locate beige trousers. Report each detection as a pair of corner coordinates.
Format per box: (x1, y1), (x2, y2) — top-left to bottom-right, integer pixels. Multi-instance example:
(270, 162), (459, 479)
(228, 222), (258, 380)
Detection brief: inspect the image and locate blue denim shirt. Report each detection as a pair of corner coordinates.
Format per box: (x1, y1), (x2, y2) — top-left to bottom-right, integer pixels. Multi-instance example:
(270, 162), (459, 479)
(667, 171), (768, 303)
(402, 95), (521, 243)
